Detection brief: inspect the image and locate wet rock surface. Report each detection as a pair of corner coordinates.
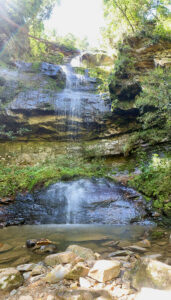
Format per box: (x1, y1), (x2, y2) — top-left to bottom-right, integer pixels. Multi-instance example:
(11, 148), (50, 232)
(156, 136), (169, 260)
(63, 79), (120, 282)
(0, 178), (149, 227)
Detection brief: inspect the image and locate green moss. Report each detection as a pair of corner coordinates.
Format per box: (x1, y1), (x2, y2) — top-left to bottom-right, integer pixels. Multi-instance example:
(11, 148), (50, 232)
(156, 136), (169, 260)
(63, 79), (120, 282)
(44, 77), (63, 91)
(0, 155), (110, 197)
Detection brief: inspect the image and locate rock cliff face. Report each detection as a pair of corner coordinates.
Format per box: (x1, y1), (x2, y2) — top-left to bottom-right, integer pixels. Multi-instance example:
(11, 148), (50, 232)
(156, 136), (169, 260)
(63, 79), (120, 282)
(0, 38), (170, 155)
(109, 37), (171, 103)
(108, 36), (171, 151)
(0, 57), (139, 144)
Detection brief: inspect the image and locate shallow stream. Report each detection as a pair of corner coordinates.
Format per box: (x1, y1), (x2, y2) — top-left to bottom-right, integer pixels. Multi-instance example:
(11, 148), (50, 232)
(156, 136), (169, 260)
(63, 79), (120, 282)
(0, 224), (171, 268)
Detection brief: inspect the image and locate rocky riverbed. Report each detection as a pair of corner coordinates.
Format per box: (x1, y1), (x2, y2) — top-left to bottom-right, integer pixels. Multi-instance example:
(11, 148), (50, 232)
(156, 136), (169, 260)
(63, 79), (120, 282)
(0, 233), (171, 300)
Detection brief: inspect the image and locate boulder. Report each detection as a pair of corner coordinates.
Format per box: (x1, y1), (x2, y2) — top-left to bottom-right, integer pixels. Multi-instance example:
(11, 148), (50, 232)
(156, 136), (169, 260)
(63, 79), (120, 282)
(129, 258), (171, 290)
(66, 245), (95, 260)
(0, 267), (23, 292)
(88, 260), (120, 283)
(45, 251), (77, 266)
(65, 262), (90, 280)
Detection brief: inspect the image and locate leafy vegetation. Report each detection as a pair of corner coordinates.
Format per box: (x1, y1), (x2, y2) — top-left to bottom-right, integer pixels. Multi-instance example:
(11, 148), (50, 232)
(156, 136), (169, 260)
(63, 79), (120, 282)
(102, 0), (171, 47)
(130, 154), (171, 216)
(122, 67), (171, 156)
(135, 67), (171, 132)
(0, 155), (109, 197)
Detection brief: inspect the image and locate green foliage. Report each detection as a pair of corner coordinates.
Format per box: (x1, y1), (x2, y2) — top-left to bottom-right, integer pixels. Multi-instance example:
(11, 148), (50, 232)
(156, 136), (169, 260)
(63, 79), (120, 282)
(0, 155), (109, 197)
(113, 45), (135, 78)
(135, 67), (171, 131)
(102, 0), (171, 48)
(130, 154), (171, 216)
(89, 67), (111, 93)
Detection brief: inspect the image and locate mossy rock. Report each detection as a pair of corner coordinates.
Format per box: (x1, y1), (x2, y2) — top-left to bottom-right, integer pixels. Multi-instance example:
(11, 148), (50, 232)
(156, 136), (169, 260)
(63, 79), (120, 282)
(0, 268), (23, 292)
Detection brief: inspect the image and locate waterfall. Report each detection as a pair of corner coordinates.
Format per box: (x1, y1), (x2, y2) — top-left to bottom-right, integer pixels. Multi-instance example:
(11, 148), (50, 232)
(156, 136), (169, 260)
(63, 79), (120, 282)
(51, 54), (110, 140)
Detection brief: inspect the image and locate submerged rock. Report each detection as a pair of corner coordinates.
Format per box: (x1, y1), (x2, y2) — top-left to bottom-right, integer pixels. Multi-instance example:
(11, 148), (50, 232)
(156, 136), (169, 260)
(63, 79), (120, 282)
(26, 239), (58, 254)
(66, 245), (96, 260)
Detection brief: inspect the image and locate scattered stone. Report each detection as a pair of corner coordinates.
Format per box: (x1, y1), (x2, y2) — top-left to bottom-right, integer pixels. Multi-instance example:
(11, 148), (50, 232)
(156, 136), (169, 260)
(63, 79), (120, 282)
(70, 282), (78, 289)
(29, 274), (45, 283)
(108, 250), (133, 257)
(0, 267), (23, 292)
(124, 245), (147, 253)
(17, 264), (35, 272)
(45, 264), (71, 283)
(65, 262), (90, 280)
(31, 265), (46, 276)
(45, 251), (77, 266)
(66, 245), (95, 260)
(79, 277), (92, 288)
(129, 258), (171, 289)
(23, 272), (31, 281)
(88, 260), (120, 283)
(95, 252), (101, 259)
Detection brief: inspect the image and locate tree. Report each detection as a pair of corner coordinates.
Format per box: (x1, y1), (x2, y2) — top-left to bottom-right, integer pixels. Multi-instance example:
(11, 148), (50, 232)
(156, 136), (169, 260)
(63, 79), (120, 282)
(102, 0), (171, 46)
